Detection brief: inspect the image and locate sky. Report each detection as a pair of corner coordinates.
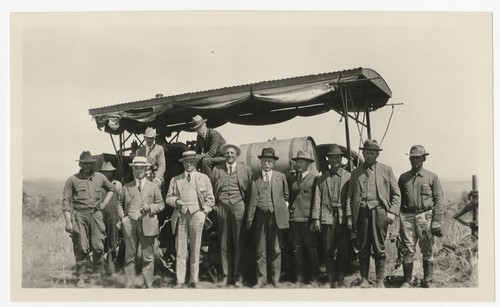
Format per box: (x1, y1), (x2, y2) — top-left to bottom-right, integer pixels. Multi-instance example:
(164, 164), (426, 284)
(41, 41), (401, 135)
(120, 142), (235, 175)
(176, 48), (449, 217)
(16, 12), (492, 183)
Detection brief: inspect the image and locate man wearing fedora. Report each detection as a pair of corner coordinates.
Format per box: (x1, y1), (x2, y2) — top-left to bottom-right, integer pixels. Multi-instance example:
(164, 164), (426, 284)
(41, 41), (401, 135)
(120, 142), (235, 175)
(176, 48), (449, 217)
(287, 151), (319, 287)
(117, 156), (165, 288)
(190, 115), (226, 177)
(210, 143), (253, 287)
(311, 144), (352, 288)
(398, 145), (444, 288)
(99, 162), (123, 275)
(347, 139), (400, 288)
(246, 147), (289, 288)
(134, 127), (166, 187)
(62, 151), (117, 287)
(166, 150), (215, 288)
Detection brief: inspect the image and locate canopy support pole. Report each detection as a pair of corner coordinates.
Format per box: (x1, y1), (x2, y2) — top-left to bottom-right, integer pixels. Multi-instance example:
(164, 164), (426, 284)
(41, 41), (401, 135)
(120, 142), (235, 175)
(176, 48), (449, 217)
(365, 98), (372, 139)
(340, 86), (353, 172)
(109, 133), (124, 182)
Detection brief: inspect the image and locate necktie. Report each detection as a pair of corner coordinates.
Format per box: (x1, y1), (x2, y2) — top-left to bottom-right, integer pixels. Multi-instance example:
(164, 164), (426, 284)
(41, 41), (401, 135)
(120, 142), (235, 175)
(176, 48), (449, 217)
(187, 173), (191, 182)
(138, 181), (142, 192)
(264, 173), (269, 185)
(298, 174), (303, 185)
(229, 165), (233, 174)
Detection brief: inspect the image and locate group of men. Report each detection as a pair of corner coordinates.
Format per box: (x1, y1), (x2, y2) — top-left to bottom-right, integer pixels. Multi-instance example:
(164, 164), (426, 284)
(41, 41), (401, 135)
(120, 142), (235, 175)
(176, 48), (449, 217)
(62, 114), (444, 289)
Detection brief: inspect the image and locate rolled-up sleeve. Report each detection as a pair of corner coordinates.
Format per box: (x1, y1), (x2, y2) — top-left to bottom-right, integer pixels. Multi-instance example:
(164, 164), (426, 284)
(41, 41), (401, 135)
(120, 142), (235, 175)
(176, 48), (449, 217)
(62, 177), (74, 212)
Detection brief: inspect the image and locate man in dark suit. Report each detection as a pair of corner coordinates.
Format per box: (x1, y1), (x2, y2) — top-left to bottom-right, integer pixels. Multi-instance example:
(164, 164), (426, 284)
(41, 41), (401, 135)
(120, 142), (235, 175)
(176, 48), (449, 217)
(288, 151), (318, 287)
(191, 115), (226, 177)
(347, 139), (401, 288)
(211, 143), (253, 287)
(246, 147), (289, 288)
(311, 144), (352, 288)
(117, 156), (165, 288)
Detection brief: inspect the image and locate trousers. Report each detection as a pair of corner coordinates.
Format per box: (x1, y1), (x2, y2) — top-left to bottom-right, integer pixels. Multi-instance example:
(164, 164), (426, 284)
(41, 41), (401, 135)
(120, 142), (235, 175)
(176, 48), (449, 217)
(400, 210), (435, 263)
(254, 209), (283, 285)
(176, 210), (206, 284)
(357, 205), (388, 259)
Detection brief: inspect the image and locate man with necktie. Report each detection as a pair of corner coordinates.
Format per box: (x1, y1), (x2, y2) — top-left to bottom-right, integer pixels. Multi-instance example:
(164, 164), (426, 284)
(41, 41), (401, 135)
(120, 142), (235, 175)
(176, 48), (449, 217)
(288, 151), (318, 287)
(311, 144), (352, 288)
(210, 142), (253, 287)
(246, 147), (289, 288)
(117, 156), (165, 288)
(166, 150), (215, 288)
(347, 139), (401, 288)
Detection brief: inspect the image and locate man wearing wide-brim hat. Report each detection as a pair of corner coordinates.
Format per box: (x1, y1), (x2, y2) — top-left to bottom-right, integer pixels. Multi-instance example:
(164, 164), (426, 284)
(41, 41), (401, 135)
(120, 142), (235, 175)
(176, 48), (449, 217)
(398, 145), (444, 288)
(117, 156), (164, 288)
(98, 162), (123, 275)
(62, 151), (117, 287)
(210, 142), (253, 287)
(311, 144), (352, 288)
(287, 150), (319, 287)
(190, 115), (227, 177)
(133, 127), (166, 187)
(347, 139), (401, 288)
(166, 150), (215, 288)
(246, 147), (290, 288)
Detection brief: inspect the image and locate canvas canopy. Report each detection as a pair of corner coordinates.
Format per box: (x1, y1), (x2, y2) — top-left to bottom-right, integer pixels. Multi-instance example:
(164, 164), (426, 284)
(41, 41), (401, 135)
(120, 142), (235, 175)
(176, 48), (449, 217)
(89, 67), (392, 136)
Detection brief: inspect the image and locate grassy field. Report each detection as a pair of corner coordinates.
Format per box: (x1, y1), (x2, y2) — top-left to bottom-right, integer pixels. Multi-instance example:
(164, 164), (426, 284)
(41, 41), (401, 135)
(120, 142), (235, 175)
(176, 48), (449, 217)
(21, 179), (477, 288)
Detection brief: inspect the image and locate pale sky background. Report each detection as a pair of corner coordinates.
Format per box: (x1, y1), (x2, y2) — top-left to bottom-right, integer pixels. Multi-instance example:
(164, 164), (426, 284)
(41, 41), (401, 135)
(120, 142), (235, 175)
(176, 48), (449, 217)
(18, 12), (491, 182)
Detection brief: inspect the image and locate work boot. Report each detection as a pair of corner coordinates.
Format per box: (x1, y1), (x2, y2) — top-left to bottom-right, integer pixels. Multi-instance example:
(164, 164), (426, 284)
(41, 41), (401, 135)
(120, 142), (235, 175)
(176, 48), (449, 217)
(218, 276), (228, 288)
(422, 260), (434, 288)
(296, 273), (305, 287)
(337, 258), (347, 288)
(400, 262), (413, 288)
(375, 258), (386, 288)
(358, 258), (370, 288)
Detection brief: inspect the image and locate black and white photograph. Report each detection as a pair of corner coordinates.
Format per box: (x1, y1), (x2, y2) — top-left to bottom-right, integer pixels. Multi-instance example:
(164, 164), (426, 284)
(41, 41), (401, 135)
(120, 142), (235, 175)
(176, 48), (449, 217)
(6, 2), (497, 303)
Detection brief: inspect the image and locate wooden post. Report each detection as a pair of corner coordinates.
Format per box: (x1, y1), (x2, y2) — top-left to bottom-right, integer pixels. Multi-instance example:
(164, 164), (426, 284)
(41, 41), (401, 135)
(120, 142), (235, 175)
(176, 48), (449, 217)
(341, 86), (353, 172)
(471, 175), (478, 238)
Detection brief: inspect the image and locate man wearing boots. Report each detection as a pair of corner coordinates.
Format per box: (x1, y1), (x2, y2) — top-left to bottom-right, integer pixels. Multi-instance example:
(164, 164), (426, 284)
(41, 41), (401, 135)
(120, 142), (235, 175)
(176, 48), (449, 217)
(311, 144), (352, 288)
(348, 140), (401, 288)
(288, 151), (319, 287)
(398, 145), (444, 288)
(62, 151), (117, 287)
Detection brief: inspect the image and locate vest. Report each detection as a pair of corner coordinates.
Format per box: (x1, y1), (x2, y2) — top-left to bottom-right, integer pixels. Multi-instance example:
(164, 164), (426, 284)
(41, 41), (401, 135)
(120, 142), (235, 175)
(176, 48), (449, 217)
(180, 178), (201, 214)
(256, 180), (274, 213)
(220, 170), (243, 205)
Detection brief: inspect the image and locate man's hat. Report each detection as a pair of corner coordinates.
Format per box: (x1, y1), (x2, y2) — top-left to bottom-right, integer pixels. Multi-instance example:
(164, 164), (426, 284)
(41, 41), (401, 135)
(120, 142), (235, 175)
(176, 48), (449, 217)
(407, 145), (429, 157)
(359, 139), (383, 151)
(144, 127), (158, 138)
(129, 156), (152, 167)
(100, 161), (116, 172)
(326, 144), (344, 156)
(221, 143), (241, 156)
(190, 115), (207, 129)
(76, 151), (97, 163)
(292, 150), (314, 162)
(179, 150), (199, 162)
(258, 147), (279, 160)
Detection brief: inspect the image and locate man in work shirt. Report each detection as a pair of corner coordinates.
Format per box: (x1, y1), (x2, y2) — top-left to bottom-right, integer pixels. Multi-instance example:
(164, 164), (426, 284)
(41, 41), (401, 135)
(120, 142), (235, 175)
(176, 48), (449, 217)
(166, 150), (215, 288)
(62, 151), (117, 287)
(191, 115), (226, 177)
(288, 151), (318, 287)
(134, 127), (166, 186)
(246, 147), (289, 288)
(347, 139), (401, 288)
(210, 143), (252, 287)
(311, 144), (352, 288)
(398, 145), (444, 288)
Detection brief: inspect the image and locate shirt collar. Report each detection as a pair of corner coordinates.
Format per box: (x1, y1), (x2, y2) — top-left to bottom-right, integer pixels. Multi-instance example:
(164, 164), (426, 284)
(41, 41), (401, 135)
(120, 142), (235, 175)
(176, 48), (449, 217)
(412, 167), (424, 177)
(299, 171), (309, 178)
(78, 170), (95, 180)
(227, 163), (236, 171)
(136, 178), (144, 186)
(329, 167), (342, 177)
(262, 170), (273, 178)
(184, 170), (196, 177)
(364, 162), (376, 171)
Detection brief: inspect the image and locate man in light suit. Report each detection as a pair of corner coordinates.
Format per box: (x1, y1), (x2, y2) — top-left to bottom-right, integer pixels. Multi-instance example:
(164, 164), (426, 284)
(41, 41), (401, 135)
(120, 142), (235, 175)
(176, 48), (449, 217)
(210, 142), (253, 287)
(311, 144), (352, 288)
(117, 156), (165, 288)
(135, 127), (166, 186)
(246, 147), (289, 288)
(166, 150), (215, 288)
(347, 139), (401, 288)
(191, 115), (226, 177)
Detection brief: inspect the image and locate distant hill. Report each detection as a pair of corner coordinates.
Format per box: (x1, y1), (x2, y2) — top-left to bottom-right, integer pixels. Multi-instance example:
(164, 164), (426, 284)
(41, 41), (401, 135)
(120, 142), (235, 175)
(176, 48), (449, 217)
(23, 178), (66, 200)
(441, 179), (471, 203)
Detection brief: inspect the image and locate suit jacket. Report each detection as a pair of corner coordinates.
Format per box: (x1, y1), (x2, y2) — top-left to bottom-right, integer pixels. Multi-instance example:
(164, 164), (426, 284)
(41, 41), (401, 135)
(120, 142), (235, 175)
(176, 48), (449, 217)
(311, 169), (350, 225)
(195, 128), (226, 158)
(211, 162), (253, 218)
(347, 162), (401, 228)
(166, 171), (215, 234)
(247, 170), (290, 230)
(136, 144), (166, 180)
(288, 172), (317, 223)
(118, 179), (165, 236)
